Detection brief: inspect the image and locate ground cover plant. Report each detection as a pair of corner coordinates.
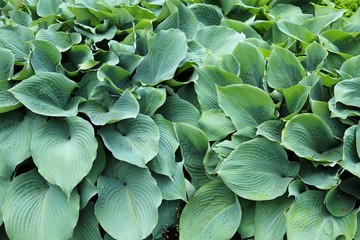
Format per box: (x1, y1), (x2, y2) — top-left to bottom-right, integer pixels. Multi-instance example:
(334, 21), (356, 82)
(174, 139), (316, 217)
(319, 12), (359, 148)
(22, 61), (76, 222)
(0, 0), (360, 239)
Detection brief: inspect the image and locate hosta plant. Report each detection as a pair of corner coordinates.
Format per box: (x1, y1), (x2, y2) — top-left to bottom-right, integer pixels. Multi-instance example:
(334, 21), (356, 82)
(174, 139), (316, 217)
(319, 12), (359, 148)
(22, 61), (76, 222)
(0, 0), (360, 239)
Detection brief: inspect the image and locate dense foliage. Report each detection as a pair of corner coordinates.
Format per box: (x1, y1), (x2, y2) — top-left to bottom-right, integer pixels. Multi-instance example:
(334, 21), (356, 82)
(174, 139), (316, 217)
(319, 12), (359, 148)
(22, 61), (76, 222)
(0, 0), (360, 239)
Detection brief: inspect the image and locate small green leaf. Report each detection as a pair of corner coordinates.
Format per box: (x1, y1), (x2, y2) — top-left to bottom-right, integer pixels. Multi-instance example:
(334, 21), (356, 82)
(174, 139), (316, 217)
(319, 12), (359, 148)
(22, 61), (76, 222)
(286, 191), (357, 240)
(72, 202), (102, 240)
(179, 180), (241, 240)
(333, 78), (360, 108)
(29, 40), (62, 73)
(267, 46), (306, 90)
(95, 161), (162, 240)
(217, 84), (275, 130)
(133, 29), (187, 85)
(63, 45), (99, 75)
(339, 126), (360, 178)
(281, 84), (311, 120)
(31, 116), (98, 197)
(148, 114), (178, 178)
(36, 0), (62, 17)
(2, 170), (80, 240)
(36, 28), (82, 52)
(79, 90), (139, 126)
(277, 20), (316, 43)
(194, 66), (242, 111)
(325, 186), (356, 217)
(218, 138), (299, 200)
(0, 48), (15, 80)
(305, 41), (328, 71)
(281, 114), (342, 163)
(339, 55), (360, 79)
(135, 86), (166, 116)
(233, 41), (265, 88)
(10, 73), (82, 117)
(238, 199), (255, 239)
(199, 109), (235, 141)
(174, 122), (209, 189)
(98, 114), (160, 168)
(256, 120), (285, 143)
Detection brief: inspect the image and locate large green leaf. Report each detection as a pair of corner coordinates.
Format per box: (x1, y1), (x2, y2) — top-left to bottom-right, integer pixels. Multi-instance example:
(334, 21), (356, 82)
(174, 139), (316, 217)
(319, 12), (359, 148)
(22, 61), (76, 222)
(9, 72), (82, 117)
(0, 111), (44, 178)
(148, 114), (178, 178)
(217, 84), (275, 130)
(217, 138), (299, 200)
(98, 114), (160, 167)
(0, 48), (15, 81)
(286, 191), (357, 240)
(36, 0), (62, 17)
(281, 114), (342, 163)
(79, 90), (139, 125)
(95, 161), (162, 240)
(179, 180), (241, 240)
(31, 116), (98, 197)
(2, 170), (79, 240)
(339, 55), (360, 79)
(36, 28), (82, 52)
(254, 195), (293, 240)
(189, 3), (223, 26)
(133, 29), (187, 85)
(319, 30), (360, 56)
(277, 20), (316, 43)
(233, 41), (265, 88)
(0, 25), (34, 63)
(333, 78), (360, 108)
(0, 81), (21, 113)
(266, 46), (306, 90)
(174, 122), (209, 189)
(194, 66), (242, 111)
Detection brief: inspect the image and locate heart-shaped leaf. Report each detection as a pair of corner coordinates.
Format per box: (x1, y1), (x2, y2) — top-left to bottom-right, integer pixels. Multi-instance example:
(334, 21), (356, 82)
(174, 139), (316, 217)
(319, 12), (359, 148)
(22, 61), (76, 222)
(31, 116), (98, 196)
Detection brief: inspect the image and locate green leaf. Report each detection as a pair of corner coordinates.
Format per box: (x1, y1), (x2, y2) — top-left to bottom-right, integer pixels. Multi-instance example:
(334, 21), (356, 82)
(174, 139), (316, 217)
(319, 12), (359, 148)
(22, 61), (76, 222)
(0, 81), (21, 113)
(9, 10), (32, 27)
(0, 177), (10, 225)
(333, 79), (360, 108)
(133, 29), (187, 85)
(319, 30), (360, 56)
(78, 178), (99, 210)
(199, 109), (235, 141)
(221, 19), (262, 39)
(277, 20), (316, 43)
(238, 199), (255, 239)
(281, 84), (311, 120)
(148, 114), (178, 178)
(157, 96), (201, 127)
(152, 200), (181, 239)
(194, 26), (245, 54)
(217, 84), (275, 130)
(36, 0), (62, 17)
(304, 41), (328, 71)
(0, 48), (15, 81)
(286, 191), (357, 240)
(189, 3), (223, 26)
(174, 122), (209, 189)
(31, 117), (97, 197)
(302, 9), (345, 34)
(2, 170), (79, 240)
(97, 64), (130, 90)
(254, 195), (293, 240)
(9, 73), (82, 117)
(0, 25), (34, 63)
(339, 55), (360, 79)
(256, 120), (285, 143)
(0, 111), (44, 178)
(281, 114), (342, 163)
(135, 86), (166, 116)
(339, 177), (360, 199)
(79, 90), (139, 125)
(325, 186), (356, 217)
(98, 114), (160, 168)
(63, 45), (99, 75)
(154, 162), (187, 201)
(72, 202), (102, 240)
(194, 66), (242, 111)
(179, 180), (241, 240)
(217, 138), (299, 200)
(267, 46), (306, 90)
(95, 161), (162, 240)
(36, 28), (82, 52)
(288, 179), (307, 199)
(299, 160), (340, 190)
(29, 40), (62, 73)
(233, 41), (265, 88)
(339, 126), (360, 178)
